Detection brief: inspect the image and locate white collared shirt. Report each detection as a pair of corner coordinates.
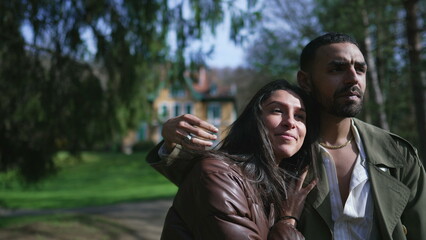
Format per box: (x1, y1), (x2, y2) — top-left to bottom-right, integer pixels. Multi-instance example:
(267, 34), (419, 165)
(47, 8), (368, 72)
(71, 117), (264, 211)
(319, 120), (373, 240)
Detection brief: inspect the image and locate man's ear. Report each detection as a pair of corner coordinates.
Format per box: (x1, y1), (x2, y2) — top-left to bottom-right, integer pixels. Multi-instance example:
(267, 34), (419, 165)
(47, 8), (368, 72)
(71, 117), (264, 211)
(297, 70), (312, 93)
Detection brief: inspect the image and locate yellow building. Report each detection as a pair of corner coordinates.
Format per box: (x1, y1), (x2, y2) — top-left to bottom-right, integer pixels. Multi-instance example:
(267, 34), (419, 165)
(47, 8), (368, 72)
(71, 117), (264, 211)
(141, 68), (237, 147)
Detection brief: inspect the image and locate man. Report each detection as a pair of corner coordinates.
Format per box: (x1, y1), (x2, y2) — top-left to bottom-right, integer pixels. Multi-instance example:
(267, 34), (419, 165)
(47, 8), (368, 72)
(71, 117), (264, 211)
(146, 33), (426, 239)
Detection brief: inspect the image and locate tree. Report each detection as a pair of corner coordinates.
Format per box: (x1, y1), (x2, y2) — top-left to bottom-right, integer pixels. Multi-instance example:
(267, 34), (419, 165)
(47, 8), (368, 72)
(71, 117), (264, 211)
(403, 0), (426, 158)
(0, 0), (261, 183)
(245, 0), (321, 81)
(245, 0), (425, 158)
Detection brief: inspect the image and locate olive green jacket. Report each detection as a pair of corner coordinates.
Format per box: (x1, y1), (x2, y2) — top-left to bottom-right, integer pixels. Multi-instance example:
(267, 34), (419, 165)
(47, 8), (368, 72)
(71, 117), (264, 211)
(300, 119), (425, 240)
(146, 119), (426, 240)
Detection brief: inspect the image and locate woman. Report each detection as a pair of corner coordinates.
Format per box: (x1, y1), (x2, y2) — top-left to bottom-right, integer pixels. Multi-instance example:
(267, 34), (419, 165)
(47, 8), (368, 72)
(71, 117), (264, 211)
(161, 79), (318, 240)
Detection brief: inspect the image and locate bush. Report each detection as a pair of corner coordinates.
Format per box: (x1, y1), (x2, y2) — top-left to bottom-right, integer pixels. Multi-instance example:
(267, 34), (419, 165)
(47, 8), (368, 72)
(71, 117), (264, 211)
(132, 141), (156, 151)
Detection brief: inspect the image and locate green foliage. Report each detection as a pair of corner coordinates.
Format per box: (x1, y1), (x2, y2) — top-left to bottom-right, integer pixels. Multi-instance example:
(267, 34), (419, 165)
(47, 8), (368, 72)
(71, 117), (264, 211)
(313, 0), (424, 150)
(245, 0), (322, 79)
(245, 0), (425, 156)
(0, 0), (261, 182)
(132, 141), (156, 152)
(0, 151), (177, 209)
(246, 29), (301, 80)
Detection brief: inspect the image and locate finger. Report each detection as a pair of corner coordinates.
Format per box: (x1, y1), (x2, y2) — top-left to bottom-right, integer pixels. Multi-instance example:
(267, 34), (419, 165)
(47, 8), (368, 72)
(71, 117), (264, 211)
(181, 137), (212, 150)
(190, 125), (218, 141)
(162, 117), (187, 142)
(191, 136), (214, 147)
(181, 133), (214, 147)
(162, 114), (217, 149)
(302, 178), (318, 194)
(295, 170), (309, 190)
(179, 121), (217, 141)
(182, 114), (219, 133)
(174, 128), (191, 144)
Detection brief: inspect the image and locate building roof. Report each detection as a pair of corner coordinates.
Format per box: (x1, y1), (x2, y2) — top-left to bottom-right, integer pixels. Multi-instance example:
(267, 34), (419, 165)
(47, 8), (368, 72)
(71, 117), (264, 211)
(148, 67), (236, 102)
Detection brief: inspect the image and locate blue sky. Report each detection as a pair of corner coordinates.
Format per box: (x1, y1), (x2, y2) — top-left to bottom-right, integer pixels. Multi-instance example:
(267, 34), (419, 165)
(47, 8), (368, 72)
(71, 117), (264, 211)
(20, 9), (247, 69)
(182, 0), (251, 69)
(185, 15), (247, 69)
(200, 24), (246, 69)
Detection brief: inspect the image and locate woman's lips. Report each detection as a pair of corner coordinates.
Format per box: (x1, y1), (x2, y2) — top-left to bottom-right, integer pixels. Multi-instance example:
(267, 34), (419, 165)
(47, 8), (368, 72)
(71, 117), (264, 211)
(275, 133), (296, 141)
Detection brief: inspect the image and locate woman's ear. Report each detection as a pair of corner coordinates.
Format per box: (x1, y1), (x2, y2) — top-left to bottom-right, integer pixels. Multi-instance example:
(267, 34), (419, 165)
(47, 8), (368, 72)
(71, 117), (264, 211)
(297, 70), (312, 93)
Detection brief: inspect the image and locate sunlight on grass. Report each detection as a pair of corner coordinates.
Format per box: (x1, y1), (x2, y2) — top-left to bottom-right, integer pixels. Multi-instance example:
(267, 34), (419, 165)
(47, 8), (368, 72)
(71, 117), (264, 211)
(0, 151), (177, 210)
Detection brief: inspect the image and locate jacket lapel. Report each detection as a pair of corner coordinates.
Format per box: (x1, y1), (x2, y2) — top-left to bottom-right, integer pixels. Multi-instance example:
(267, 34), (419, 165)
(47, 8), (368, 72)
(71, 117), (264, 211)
(305, 149), (334, 230)
(354, 119), (410, 239)
(368, 164), (409, 239)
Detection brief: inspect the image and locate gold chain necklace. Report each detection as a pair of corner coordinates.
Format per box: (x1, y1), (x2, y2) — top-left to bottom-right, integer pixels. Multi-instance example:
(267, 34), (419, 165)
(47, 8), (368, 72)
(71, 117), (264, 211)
(319, 136), (353, 149)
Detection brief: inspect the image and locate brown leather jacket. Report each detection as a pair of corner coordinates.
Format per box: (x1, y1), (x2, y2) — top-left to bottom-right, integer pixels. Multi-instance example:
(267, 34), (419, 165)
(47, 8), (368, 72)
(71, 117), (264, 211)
(160, 157), (304, 240)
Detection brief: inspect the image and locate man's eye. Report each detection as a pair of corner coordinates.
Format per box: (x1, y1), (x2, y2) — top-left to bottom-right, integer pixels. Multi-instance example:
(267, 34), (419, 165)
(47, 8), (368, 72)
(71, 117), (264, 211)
(330, 67), (342, 72)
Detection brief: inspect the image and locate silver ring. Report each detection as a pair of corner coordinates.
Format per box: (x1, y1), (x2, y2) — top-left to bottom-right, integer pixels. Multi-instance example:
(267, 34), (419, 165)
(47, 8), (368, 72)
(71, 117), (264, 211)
(185, 134), (192, 142)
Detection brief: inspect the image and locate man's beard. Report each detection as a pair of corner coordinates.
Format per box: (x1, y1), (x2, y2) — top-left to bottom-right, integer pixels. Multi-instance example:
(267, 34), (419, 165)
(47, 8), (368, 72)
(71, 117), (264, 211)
(330, 98), (363, 117)
(314, 84), (364, 118)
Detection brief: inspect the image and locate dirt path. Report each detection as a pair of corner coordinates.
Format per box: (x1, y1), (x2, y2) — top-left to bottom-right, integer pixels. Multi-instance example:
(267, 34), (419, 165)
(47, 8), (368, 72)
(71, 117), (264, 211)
(0, 198), (173, 240)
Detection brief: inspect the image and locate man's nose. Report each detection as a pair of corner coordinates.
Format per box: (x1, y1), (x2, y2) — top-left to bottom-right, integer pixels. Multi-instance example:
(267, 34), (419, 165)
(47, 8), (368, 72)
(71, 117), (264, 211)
(345, 66), (361, 84)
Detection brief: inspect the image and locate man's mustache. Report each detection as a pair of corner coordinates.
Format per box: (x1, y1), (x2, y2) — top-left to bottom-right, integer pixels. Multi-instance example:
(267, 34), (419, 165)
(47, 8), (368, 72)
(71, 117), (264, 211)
(334, 85), (363, 98)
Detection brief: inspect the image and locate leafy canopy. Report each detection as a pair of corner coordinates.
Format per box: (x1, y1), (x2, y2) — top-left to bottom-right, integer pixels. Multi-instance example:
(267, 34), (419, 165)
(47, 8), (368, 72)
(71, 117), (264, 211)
(0, 0), (261, 183)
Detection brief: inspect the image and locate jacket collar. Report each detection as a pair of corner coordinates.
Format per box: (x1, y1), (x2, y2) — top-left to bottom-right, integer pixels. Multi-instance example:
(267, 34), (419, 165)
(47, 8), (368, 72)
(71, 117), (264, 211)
(352, 118), (404, 168)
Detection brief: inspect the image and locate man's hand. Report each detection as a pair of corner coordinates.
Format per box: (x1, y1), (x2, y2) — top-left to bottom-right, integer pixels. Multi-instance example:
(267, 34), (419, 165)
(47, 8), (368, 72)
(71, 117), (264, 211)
(162, 114), (219, 153)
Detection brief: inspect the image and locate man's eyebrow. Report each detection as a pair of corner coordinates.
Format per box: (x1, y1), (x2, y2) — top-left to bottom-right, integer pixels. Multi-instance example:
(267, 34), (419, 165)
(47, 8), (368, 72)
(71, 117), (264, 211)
(327, 60), (367, 67)
(327, 60), (348, 66)
(329, 59), (349, 65)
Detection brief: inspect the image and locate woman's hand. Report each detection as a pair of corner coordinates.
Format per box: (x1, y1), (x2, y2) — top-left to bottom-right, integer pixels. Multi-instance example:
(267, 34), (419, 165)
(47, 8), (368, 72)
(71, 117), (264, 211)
(162, 114), (219, 152)
(280, 170), (317, 226)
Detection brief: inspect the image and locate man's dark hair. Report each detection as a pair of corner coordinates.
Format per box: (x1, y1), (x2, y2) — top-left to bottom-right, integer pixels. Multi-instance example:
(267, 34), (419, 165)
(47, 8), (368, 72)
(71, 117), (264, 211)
(300, 32), (359, 71)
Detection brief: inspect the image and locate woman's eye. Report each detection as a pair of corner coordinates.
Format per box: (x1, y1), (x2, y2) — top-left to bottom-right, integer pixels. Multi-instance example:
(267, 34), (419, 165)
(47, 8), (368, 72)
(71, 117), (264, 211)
(295, 114), (306, 121)
(356, 67), (366, 74)
(272, 108), (282, 113)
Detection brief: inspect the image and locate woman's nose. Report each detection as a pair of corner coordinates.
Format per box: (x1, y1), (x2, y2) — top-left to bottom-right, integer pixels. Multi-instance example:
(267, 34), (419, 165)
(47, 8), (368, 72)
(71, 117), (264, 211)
(281, 116), (296, 129)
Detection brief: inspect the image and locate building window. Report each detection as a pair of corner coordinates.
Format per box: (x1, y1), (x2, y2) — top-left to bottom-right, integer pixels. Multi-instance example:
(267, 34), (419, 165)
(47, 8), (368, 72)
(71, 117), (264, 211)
(174, 103), (181, 117)
(159, 103), (169, 121)
(207, 103), (221, 126)
(137, 122), (148, 141)
(185, 103), (193, 114)
(209, 84), (217, 96)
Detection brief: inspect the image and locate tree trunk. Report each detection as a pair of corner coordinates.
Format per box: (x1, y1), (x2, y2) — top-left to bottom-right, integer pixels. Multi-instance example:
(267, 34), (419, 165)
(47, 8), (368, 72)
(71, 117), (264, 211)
(361, 8), (390, 130)
(403, 0), (426, 160)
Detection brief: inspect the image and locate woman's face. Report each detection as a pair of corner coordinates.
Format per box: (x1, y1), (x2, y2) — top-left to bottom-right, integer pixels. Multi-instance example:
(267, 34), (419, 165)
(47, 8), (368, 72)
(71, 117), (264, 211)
(261, 90), (307, 162)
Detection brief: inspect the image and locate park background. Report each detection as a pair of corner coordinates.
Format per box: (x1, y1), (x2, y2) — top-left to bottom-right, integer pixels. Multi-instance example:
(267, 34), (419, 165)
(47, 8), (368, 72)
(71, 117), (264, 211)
(1, 0), (425, 239)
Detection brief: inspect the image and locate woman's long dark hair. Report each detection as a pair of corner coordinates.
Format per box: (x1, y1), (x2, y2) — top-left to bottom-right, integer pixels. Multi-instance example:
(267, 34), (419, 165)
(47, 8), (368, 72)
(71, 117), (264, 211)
(208, 79), (319, 218)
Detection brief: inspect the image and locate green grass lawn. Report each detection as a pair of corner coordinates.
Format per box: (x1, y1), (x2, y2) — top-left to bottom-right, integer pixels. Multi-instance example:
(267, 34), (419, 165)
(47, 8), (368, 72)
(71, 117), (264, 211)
(0, 151), (177, 210)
